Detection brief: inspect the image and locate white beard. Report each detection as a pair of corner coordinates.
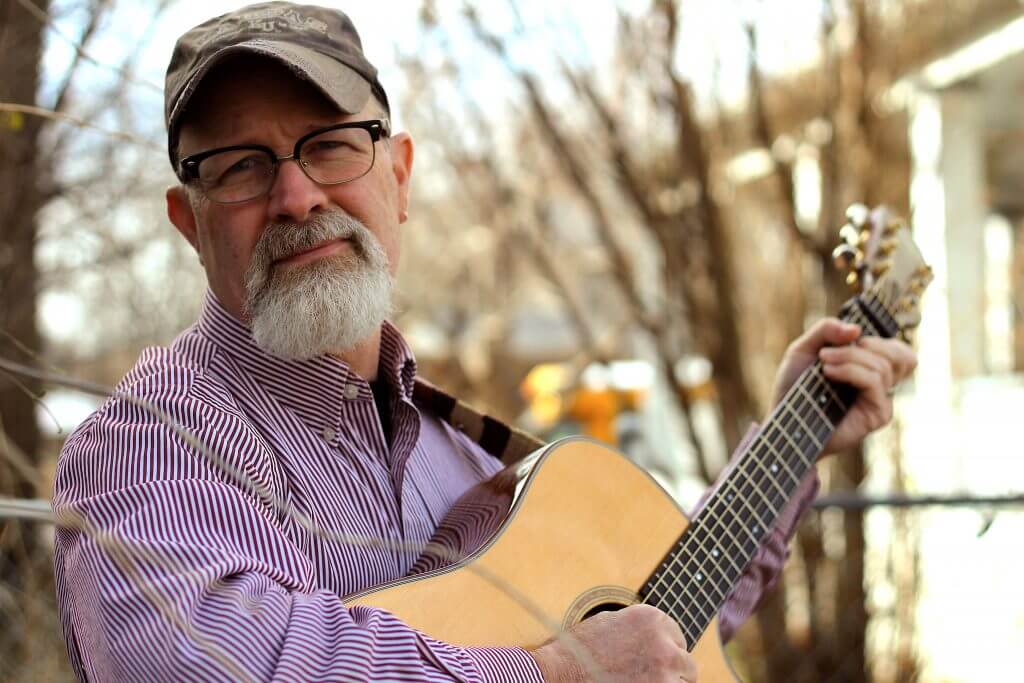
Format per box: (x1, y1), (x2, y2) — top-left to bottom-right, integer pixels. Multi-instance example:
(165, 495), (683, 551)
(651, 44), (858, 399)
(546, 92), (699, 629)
(244, 211), (393, 360)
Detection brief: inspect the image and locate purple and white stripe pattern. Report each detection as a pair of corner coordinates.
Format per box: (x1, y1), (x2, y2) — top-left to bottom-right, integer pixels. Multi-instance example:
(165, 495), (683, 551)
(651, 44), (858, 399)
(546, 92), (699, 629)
(53, 291), (816, 681)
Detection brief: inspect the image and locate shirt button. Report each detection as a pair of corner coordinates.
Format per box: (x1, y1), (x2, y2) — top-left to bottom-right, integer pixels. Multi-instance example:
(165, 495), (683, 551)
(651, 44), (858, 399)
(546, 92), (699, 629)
(343, 383), (359, 400)
(322, 426), (336, 442)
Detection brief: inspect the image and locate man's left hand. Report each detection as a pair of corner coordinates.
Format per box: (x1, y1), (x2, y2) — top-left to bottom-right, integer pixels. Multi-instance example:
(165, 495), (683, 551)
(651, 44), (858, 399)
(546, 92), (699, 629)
(770, 318), (918, 455)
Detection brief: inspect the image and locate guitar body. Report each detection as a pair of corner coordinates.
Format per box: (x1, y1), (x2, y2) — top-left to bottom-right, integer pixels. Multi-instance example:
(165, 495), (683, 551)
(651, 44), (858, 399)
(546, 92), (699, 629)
(346, 439), (739, 681)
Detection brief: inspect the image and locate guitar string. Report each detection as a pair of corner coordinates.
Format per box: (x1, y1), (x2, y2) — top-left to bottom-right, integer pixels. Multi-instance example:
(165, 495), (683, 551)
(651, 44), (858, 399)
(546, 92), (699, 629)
(648, 350), (855, 631)
(646, 368), (840, 640)
(652, 277), (910, 637)
(645, 304), (884, 639)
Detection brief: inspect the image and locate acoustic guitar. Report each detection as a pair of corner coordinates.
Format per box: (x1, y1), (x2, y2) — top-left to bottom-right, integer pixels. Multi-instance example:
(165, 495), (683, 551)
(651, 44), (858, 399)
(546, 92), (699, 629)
(347, 205), (932, 680)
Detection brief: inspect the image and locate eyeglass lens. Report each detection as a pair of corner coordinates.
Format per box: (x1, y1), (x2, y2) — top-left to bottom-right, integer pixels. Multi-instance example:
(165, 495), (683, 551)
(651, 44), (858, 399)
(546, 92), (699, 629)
(196, 127), (376, 203)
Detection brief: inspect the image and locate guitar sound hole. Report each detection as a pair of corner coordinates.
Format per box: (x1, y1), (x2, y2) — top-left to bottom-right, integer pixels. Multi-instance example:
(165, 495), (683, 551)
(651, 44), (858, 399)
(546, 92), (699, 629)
(581, 602), (628, 620)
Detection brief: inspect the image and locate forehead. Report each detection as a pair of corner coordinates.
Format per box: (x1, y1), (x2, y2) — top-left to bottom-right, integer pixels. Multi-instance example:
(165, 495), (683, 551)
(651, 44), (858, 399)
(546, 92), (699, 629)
(179, 57), (367, 149)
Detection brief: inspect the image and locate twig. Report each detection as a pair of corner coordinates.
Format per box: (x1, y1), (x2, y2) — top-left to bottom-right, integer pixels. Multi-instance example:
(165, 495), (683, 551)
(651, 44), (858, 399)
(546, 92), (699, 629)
(0, 103), (164, 151)
(11, 0), (163, 94)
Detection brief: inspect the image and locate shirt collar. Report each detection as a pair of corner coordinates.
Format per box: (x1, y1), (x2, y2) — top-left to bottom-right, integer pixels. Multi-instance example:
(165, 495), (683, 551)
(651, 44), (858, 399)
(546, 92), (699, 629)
(195, 290), (418, 432)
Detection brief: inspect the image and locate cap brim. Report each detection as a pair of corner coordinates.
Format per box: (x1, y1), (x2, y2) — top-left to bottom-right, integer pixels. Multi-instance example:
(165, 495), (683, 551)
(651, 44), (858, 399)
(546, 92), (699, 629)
(168, 40), (371, 164)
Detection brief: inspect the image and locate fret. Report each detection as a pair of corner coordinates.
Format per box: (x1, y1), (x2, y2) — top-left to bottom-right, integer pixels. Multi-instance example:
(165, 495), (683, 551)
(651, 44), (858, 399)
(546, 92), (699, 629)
(731, 474), (775, 533)
(691, 524), (744, 576)
(708, 509), (757, 565)
(692, 536), (741, 589)
(659, 573), (716, 638)
(772, 413), (813, 464)
(645, 550), (684, 598)
(655, 560), (717, 630)
(782, 402), (822, 452)
(745, 447), (790, 501)
(816, 372), (844, 408)
(655, 559), (730, 632)
(798, 381), (834, 428)
(653, 561), (698, 610)
(809, 368), (848, 418)
(846, 308), (880, 338)
(755, 433), (802, 486)
(684, 563), (728, 607)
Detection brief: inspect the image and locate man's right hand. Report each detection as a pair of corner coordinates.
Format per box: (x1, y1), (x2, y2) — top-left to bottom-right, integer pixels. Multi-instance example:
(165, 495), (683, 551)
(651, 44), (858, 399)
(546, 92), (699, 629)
(529, 604), (698, 682)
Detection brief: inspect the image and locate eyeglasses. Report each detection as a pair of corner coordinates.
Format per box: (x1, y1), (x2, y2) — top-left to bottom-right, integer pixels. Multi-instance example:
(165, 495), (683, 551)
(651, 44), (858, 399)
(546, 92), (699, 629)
(178, 119), (390, 204)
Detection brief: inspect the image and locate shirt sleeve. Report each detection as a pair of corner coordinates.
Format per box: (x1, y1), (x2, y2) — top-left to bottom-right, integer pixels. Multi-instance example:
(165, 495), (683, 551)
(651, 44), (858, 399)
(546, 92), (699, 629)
(691, 423), (820, 643)
(52, 384), (542, 683)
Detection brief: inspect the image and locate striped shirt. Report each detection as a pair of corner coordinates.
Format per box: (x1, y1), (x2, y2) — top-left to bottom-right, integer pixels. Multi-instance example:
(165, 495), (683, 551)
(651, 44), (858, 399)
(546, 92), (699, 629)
(53, 291), (818, 682)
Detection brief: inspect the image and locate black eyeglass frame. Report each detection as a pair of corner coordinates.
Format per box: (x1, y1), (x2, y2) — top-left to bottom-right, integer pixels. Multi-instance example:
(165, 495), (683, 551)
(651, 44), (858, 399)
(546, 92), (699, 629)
(177, 119), (391, 203)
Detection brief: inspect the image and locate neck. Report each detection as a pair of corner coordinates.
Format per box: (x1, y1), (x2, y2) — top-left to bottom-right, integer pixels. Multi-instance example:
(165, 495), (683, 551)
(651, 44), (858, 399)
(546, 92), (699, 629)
(330, 327), (382, 381)
(639, 293), (894, 650)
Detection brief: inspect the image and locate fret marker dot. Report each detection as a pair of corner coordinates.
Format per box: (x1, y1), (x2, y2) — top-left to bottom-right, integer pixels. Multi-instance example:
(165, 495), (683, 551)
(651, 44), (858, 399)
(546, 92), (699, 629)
(695, 573), (703, 581)
(770, 464), (778, 473)
(711, 549), (719, 558)
(753, 525), (760, 534)
(819, 394), (827, 404)
(795, 431), (803, 440)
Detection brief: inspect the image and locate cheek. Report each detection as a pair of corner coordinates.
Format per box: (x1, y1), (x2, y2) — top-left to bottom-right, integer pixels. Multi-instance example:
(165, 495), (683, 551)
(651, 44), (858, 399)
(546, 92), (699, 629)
(197, 210), (264, 280)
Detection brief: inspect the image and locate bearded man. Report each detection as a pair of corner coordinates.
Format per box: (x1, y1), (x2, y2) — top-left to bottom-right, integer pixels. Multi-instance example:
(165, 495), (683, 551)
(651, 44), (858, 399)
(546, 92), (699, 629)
(52, 3), (917, 681)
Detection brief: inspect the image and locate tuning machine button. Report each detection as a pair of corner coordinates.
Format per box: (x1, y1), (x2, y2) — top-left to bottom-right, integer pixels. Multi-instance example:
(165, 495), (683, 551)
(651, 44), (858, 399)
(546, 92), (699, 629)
(839, 225), (861, 246)
(845, 203), (870, 228)
(832, 243), (859, 271)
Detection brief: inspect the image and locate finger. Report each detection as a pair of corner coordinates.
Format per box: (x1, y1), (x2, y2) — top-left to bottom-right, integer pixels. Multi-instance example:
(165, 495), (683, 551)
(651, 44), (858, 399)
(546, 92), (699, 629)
(659, 611), (687, 650)
(820, 362), (892, 428)
(819, 345), (894, 389)
(790, 318), (861, 357)
(678, 652), (698, 683)
(855, 336), (918, 382)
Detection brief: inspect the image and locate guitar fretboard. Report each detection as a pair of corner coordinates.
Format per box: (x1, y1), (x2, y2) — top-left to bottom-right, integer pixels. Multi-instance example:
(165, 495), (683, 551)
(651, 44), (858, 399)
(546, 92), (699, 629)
(641, 294), (896, 648)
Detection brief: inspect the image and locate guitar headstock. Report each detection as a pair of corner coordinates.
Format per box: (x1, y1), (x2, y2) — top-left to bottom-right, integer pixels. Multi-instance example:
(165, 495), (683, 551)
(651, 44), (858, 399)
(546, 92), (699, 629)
(831, 204), (933, 342)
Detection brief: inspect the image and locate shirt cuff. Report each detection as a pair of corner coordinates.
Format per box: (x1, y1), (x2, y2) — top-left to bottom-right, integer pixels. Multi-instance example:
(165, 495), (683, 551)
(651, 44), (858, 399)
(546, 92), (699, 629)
(464, 646), (545, 683)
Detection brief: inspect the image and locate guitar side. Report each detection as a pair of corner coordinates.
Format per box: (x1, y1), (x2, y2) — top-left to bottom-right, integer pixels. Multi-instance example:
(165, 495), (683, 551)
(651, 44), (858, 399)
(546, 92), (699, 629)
(346, 439), (739, 681)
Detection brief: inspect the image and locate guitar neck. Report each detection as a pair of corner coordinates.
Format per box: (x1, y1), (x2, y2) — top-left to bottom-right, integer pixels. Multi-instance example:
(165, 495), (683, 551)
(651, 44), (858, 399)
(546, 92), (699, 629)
(641, 293), (897, 648)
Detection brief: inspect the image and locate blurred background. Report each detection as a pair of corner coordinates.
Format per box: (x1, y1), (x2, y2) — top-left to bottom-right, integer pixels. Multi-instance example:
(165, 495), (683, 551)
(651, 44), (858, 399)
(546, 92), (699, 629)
(1, 0), (1023, 680)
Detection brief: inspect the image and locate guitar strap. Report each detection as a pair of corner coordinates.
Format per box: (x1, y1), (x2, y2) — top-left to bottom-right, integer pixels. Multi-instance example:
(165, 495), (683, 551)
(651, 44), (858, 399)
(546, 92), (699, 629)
(412, 378), (545, 467)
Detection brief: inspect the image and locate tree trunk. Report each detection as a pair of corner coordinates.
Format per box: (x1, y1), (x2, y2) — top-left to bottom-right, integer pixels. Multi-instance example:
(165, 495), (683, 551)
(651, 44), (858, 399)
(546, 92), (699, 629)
(1013, 216), (1024, 372)
(0, 0), (48, 670)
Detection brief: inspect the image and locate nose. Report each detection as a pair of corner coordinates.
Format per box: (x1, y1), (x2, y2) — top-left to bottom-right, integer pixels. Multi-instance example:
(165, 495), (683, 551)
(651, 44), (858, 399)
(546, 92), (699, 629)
(265, 158), (331, 223)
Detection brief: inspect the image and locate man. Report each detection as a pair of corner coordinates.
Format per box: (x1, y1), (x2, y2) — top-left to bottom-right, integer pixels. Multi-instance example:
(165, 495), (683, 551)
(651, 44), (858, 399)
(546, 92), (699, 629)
(53, 3), (916, 681)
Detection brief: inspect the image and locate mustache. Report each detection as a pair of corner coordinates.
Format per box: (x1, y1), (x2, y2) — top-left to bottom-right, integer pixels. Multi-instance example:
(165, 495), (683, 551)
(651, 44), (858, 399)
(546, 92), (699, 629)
(255, 211), (369, 265)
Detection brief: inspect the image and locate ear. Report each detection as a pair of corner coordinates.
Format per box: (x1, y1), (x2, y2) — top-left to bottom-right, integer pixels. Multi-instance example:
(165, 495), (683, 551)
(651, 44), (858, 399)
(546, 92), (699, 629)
(388, 132), (414, 223)
(167, 185), (201, 254)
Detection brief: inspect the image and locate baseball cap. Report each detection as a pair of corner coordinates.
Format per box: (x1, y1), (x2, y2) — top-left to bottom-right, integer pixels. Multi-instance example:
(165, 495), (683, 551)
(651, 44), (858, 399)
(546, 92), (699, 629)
(164, 1), (390, 173)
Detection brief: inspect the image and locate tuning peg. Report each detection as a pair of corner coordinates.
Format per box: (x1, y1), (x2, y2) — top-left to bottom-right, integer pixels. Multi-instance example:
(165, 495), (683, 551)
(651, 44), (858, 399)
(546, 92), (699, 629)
(909, 278), (927, 296)
(832, 244), (859, 271)
(871, 262), (891, 278)
(846, 203), (870, 228)
(884, 217), (902, 235)
(839, 224), (861, 245)
(898, 295), (918, 312)
(846, 271), (860, 288)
